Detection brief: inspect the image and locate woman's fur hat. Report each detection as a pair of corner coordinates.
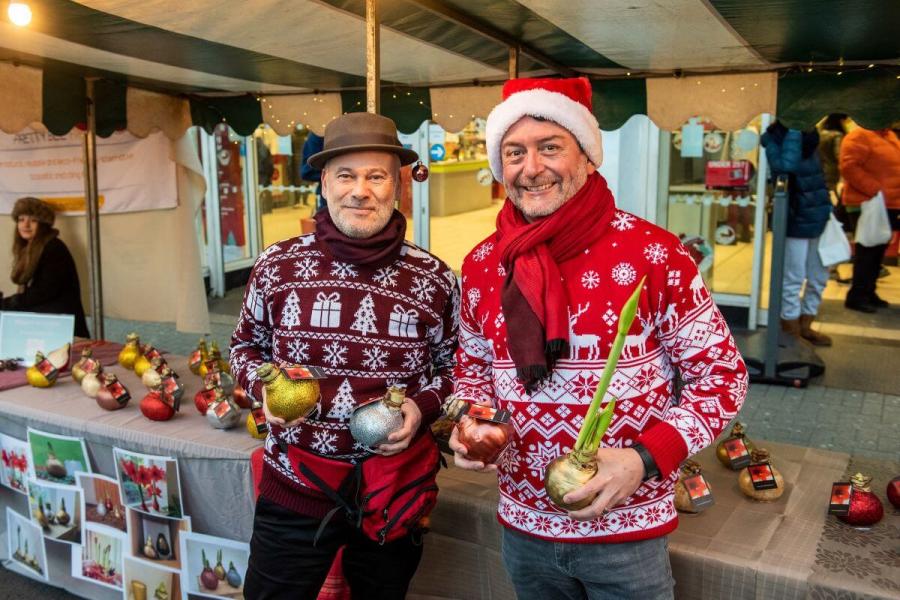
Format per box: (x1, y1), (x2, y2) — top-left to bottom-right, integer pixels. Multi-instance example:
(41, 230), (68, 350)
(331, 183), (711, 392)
(11, 197), (55, 226)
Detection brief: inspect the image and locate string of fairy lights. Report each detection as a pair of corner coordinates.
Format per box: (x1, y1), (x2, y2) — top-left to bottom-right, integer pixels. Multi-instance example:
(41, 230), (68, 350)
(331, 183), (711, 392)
(240, 62), (897, 134)
(255, 87), (484, 134)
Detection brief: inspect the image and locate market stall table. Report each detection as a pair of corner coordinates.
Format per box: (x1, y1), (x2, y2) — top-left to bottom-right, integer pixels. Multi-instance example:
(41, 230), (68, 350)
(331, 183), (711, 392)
(1, 355), (897, 599)
(0, 354), (259, 600)
(408, 442), (899, 600)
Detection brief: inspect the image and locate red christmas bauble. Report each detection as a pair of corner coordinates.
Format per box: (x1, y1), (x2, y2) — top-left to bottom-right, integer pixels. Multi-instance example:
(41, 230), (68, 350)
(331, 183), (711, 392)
(140, 391), (176, 421)
(888, 476), (900, 509)
(411, 162), (429, 182)
(838, 489), (884, 527)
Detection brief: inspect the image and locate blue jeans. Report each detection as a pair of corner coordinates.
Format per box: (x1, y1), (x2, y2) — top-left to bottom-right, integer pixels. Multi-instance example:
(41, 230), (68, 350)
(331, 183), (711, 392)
(781, 236), (829, 319)
(502, 527), (674, 600)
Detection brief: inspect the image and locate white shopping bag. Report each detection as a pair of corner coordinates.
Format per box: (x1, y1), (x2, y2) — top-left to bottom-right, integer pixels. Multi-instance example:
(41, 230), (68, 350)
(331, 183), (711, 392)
(818, 212), (851, 266)
(855, 191), (892, 247)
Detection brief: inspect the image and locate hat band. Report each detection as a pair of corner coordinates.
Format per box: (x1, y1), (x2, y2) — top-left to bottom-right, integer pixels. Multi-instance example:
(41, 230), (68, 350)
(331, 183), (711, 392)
(324, 131), (400, 152)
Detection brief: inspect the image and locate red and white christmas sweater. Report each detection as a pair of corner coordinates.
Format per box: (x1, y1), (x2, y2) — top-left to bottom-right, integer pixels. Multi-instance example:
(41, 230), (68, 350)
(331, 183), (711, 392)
(230, 233), (459, 517)
(454, 209), (748, 543)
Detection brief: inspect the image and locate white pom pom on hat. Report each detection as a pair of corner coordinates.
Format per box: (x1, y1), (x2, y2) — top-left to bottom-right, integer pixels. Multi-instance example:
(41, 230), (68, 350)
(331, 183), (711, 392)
(485, 77), (603, 181)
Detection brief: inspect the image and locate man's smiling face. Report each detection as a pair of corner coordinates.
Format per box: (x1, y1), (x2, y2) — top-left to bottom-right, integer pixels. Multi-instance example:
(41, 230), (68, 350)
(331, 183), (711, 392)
(500, 116), (595, 220)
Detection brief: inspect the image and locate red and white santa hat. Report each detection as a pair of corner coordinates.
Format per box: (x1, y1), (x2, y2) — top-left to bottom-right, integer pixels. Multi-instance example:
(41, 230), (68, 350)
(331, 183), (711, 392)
(485, 77), (603, 181)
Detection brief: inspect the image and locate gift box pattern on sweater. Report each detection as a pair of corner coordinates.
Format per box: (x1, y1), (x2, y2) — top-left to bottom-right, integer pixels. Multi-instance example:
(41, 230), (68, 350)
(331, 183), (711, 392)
(230, 233), (459, 517)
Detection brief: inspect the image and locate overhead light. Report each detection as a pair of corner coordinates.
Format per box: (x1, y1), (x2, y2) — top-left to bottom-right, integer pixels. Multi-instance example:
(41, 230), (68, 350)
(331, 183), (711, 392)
(8, 2), (32, 27)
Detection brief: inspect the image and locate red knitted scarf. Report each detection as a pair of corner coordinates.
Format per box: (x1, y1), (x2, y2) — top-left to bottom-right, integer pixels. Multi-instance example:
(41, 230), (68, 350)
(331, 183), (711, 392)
(314, 207), (407, 268)
(495, 172), (616, 391)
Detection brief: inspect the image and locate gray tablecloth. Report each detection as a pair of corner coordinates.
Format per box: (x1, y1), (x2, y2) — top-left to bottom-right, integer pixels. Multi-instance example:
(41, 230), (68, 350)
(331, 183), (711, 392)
(0, 355), (259, 599)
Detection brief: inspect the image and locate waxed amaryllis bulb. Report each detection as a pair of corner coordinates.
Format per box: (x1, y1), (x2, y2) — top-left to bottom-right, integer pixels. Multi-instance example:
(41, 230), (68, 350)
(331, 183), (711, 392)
(888, 476), (900, 509)
(141, 386), (176, 421)
(142, 365), (162, 389)
(26, 352), (58, 388)
(257, 363), (319, 422)
(445, 397), (514, 465)
(189, 338), (209, 376)
(118, 333), (141, 370)
(232, 384), (250, 409)
(206, 389), (241, 430)
(72, 348), (95, 383)
(81, 363), (103, 397)
(350, 386), (405, 448)
(96, 373), (130, 411)
(246, 400), (268, 439)
(838, 473), (884, 527)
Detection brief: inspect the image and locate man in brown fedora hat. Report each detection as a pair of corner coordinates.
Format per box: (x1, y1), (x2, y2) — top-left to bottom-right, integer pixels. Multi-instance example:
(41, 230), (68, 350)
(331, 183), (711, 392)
(231, 112), (459, 599)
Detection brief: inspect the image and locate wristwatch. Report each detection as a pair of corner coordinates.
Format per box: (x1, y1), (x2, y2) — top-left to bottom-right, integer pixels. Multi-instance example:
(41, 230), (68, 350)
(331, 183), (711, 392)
(632, 442), (660, 482)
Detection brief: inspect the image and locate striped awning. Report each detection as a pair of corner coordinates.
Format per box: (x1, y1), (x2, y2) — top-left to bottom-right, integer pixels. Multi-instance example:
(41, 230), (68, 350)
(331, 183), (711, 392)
(0, 0), (897, 136)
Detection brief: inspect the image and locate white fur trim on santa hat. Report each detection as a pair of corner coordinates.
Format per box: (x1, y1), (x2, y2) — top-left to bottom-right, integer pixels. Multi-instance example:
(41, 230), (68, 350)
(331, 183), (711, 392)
(485, 88), (603, 181)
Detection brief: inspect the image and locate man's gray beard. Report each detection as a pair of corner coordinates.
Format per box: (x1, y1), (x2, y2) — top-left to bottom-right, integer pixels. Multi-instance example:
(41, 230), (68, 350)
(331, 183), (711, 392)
(508, 162), (590, 218)
(332, 208), (392, 239)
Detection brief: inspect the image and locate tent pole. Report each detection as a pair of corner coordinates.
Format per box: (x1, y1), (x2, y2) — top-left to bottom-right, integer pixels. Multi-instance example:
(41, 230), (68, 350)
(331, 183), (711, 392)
(82, 78), (104, 339)
(365, 0), (380, 114)
(509, 46), (519, 79)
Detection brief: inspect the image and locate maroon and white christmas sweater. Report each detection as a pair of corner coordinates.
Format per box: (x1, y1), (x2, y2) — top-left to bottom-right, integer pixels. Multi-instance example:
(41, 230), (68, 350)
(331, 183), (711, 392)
(231, 233), (459, 517)
(454, 209), (748, 543)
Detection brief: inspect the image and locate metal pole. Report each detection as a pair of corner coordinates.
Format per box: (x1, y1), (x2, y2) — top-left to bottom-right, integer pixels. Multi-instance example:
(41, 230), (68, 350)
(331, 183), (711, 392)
(763, 175), (789, 379)
(748, 113), (772, 329)
(82, 78), (104, 339)
(365, 0), (380, 114)
(509, 46), (519, 79)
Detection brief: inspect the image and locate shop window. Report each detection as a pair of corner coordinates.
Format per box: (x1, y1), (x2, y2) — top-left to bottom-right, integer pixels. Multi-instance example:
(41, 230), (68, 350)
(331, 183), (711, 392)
(665, 117), (763, 296)
(427, 119), (499, 272)
(213, 124), (252, 265)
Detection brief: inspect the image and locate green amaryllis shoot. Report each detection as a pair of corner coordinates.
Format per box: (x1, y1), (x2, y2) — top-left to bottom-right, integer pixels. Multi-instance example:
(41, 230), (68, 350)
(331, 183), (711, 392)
(544, 276), (646, 511)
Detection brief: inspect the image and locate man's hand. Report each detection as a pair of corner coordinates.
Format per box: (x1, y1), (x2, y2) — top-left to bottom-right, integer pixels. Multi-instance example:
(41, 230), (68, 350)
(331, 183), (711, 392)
(564, 447), (645, 521)
(260, 386), (306, 429)
(377, 399), (422, 456)
(448, 426), (497, 472)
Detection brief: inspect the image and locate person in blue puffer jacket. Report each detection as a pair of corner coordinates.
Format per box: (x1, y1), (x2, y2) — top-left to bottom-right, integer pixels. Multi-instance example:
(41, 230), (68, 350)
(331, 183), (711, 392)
(762, 121), (834, 346)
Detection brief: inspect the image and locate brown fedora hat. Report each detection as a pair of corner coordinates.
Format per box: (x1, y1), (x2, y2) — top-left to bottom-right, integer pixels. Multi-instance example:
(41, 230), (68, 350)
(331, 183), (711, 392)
(307, 112), (418, 170)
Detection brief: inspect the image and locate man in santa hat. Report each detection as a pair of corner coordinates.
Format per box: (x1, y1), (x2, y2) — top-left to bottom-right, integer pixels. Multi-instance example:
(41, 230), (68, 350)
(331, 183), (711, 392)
(450, 77), (748, 598)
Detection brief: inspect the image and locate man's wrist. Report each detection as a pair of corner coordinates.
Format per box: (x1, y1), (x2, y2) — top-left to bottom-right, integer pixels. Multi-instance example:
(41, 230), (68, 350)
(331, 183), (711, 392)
(631, 442), (660, 482)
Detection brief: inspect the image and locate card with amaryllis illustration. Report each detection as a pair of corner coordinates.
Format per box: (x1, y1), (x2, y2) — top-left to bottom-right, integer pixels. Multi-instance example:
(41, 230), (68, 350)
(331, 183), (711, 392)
(112, 447), (183, 521)
(0, 433), (29, 494)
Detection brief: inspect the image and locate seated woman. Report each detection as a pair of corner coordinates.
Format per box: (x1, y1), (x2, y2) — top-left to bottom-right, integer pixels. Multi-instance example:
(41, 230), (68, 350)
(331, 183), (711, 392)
(3, 197), (90, 338)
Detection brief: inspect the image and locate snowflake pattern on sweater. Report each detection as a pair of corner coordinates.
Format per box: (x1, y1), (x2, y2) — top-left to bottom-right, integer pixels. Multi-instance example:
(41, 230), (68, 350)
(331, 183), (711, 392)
(231, 234), (459, 504)
(454, 210), (748, 543)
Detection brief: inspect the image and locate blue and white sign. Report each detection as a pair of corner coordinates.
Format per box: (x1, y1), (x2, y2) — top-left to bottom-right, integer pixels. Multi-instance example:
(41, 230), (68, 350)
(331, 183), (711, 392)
(429, 144), (446, 162)
(0, 312), (74, 365)
(680, 118), (704, 158)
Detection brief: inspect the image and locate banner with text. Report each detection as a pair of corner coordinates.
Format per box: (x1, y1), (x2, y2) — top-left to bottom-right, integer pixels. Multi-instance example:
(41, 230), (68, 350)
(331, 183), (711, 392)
(0, 129), (177, 214)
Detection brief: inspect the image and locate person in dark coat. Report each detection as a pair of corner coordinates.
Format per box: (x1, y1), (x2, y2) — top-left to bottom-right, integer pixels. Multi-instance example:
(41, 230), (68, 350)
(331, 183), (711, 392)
(300, 132), (325, 210)
(762, 121), (833, 346)
(3, 197), (90, 338)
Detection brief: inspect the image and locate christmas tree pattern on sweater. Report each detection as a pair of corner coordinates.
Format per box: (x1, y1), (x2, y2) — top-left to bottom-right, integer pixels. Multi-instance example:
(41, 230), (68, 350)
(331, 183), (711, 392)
(231, 234), (460, 494)
(454, 210), (748, 543)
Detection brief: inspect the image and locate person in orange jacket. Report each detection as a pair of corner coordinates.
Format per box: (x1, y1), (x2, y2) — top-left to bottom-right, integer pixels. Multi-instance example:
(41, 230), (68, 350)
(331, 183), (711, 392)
(839, 126), (900, 312)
